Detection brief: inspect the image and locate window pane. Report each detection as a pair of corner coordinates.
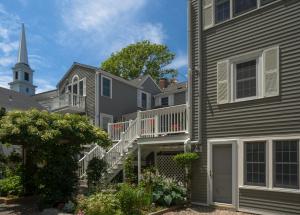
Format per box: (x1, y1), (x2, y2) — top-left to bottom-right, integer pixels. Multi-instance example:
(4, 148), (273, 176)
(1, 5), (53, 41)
(142, 93), (147, 108)
(236, 60), (257, 99)
(161, 97), (169, 106)
(234, 0), (257, 16)
(261, 0), (276, 6)
(274, 140), (299, 189)
(79, 81), (83, 96)
(215, 0), (230, 23)
(245, 142), (266, 186)
(102, 78), (111, 97)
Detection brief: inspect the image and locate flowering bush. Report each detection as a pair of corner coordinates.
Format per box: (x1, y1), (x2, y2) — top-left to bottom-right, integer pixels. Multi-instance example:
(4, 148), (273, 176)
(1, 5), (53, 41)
(140, 169), (186, 206)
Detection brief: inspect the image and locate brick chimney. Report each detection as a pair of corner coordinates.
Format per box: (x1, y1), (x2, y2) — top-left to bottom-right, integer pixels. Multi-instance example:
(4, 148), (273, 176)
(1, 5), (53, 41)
(159, 78), (169, 89)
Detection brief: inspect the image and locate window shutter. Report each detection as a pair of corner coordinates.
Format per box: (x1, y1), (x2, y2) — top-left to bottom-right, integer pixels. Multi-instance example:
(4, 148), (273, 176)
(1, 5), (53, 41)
(169, 94), (174, 106)
(155, 97), (160, 106)
(137, 90), (142, 107)
(217, 60), (230, 104)
(263, 46), (279, 97)
(82, 78), (87, 96)
(203, 0), (213, 29)
(146, 93), (151, 109)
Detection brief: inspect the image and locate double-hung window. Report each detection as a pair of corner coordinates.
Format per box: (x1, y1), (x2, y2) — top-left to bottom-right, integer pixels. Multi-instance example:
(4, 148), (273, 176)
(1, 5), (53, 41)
(101, 76), (112, 98)
(217, 46), (279, 104)
(235, 59), (257, 100)
(233, 0), (257, 16)
(245, 142), (266, 186)
(215, 0), (230, 23)
(141, 92), (147, 109)
(161, 97), (169, 106)
(274, 140), (299, 189)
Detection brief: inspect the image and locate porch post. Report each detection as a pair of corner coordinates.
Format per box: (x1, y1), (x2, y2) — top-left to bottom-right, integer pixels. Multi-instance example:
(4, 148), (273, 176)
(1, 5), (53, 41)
(137, 110), (141, 137)
(154, 115), (159, 137)
(138, 144), (142, 182)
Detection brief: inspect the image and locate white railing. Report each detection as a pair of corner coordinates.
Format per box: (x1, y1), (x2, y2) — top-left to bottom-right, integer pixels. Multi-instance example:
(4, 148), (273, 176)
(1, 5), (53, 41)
(106, 119), (138, 168)
(108, 104), (188, 140)
(78, 145), (106, 178)
(44, 93), (86, 112)
(108, 121), (130, 142)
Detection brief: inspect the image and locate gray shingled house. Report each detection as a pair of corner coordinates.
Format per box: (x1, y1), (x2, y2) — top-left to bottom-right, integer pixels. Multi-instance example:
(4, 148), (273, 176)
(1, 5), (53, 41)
(188, 0), (300, 214)
(34, 62), (189, 182)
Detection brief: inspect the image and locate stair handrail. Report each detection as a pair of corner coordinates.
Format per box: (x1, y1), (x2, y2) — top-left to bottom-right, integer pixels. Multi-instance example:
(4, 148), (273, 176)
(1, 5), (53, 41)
(105, 118), (138, 169)
(78, 145), (106, 178)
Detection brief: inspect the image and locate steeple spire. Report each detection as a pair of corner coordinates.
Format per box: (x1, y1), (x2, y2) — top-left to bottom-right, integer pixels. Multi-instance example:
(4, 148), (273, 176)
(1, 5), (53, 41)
(17, 23), (28, 65)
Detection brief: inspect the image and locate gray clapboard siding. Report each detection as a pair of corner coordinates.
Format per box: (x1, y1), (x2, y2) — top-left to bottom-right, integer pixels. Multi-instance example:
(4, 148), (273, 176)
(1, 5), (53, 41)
(204, 1), (300, 139)
(174, 91), (186, 105)
(59, 66), (96, 121)
(190, 0), (300, 206)
(239, 189), (300, 214)
(98, 74), (138, 121)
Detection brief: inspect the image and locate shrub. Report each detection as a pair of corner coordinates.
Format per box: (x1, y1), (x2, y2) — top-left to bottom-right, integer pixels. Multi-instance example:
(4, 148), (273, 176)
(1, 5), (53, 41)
(124, 155), (136, 184)
(173, 153), (199, 167)
(77, 193), (119, 215)
(0, 175), (23, 197)
(87, 157), (107, 187)
(117, 183), (151, 215)
(141, 170), (186, 206)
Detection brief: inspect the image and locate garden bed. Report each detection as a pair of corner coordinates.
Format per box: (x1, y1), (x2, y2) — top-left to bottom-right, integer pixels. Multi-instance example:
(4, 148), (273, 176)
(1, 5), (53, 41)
(0, 195), (38, 205)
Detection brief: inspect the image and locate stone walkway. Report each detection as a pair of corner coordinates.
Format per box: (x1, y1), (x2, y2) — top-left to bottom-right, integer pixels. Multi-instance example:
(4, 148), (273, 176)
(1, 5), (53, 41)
(164, 207), (252, 215)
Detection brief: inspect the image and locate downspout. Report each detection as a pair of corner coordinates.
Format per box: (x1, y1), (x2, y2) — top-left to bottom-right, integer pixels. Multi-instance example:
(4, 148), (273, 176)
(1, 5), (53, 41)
(197, 0), (203, 150)
(187, 0), (193, 139)
(188, 0), (203, 151)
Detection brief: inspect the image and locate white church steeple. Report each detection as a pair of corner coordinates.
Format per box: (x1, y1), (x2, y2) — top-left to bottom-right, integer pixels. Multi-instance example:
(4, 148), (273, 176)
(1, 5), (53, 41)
(9, 23), (36, 96)
(17, 23), (29, 65)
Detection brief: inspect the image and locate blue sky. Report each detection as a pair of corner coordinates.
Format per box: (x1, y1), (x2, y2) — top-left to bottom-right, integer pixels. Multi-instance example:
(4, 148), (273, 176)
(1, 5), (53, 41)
(0, 0), (187, 93)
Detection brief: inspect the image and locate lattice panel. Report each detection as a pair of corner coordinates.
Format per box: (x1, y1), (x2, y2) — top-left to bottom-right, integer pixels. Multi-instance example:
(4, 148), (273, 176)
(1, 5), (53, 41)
(157, 155), (185, 183)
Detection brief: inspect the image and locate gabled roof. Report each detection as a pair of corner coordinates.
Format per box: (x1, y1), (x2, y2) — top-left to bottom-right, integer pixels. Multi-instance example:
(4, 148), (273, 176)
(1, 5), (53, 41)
(57, 62), (97, 87)
(0, 87), (44, 111)
(154, 81), (187, 97)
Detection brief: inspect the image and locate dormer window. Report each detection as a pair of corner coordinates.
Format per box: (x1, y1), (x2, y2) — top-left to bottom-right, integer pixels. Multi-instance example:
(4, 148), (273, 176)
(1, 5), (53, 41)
(161, 97), (169, 106)
(24, 72), (29, 81)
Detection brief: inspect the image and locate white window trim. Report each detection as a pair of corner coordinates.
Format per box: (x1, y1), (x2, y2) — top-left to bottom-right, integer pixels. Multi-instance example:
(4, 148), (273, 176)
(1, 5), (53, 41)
(229, 51), (263, 103)
(101, 75), (112, 99)
(138, 90), (151, 109)
(205, 0), (281, 30)
(238, 137), (300, 193)
(100, 113), (113, 130)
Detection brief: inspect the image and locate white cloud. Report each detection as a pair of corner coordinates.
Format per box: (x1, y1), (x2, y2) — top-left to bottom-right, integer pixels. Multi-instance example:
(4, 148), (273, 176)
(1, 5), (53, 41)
(168, 53), (187, 70)
(35, 79), (56, 94)
(57, 0), (166, 57)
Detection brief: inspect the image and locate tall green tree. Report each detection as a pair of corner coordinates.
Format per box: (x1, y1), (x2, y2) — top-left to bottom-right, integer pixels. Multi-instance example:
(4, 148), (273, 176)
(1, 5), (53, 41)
(0, 110), (110, 206)
(101, 40), (177, 81)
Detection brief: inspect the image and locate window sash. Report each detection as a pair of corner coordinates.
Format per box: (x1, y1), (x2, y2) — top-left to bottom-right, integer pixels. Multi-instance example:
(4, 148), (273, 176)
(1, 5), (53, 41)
(274, 140), (299, 189)
(233, 0), (258, 16)
(244, 141), (266, 186)
(161, 97), (169, 106)
(233, 58), (258, 101)
(102, 77), (111, 97)
(79, 80), (84, 96)
(141, 92), (147, 108)
(215, 0), (230, 23)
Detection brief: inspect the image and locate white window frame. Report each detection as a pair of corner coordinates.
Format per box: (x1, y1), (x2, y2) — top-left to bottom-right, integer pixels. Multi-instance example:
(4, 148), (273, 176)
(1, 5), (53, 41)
(229, 52), (263, 103)
(138, 90), (151, 109)
(100, 113), (113, 130)
(238, 136), (300, 193)
(206, 0), (280, 30)
(101, 75), (112, 99)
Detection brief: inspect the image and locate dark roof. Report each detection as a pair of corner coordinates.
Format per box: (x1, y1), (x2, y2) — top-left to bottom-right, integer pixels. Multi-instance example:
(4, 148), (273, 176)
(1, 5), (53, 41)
(129, 76), (149, 87)
(33, 89), (58, 102)
(0, 87), (45, 111)
(159, 81), (187, 94)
